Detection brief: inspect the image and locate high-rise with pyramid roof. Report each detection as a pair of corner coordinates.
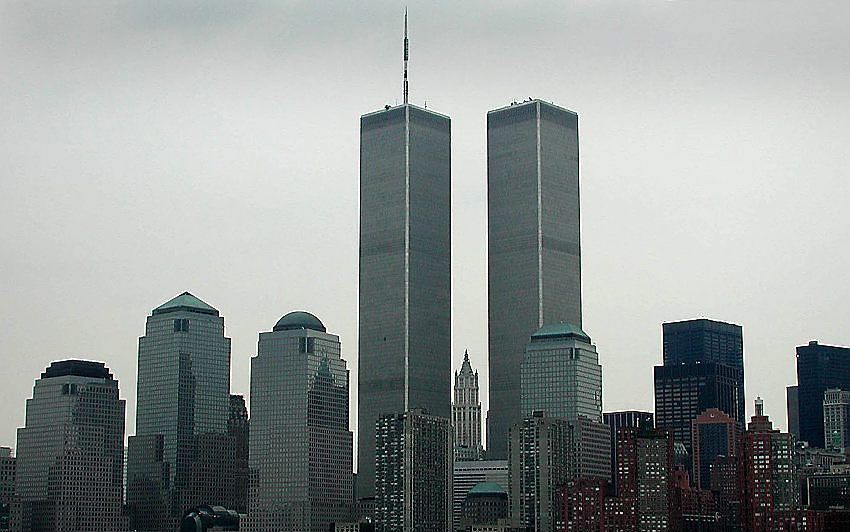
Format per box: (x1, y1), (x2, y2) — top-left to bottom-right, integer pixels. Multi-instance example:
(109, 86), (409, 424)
(127, 292), (235, 531)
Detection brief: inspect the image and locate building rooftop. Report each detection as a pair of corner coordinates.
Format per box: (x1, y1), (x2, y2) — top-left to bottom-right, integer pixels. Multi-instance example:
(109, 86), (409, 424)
(41, 360), (113, 380)
(273, 311), (326, 333)
(488, 98), (577, 116)
(530, 323), (590, 343)
(467, 482), (507, 496)
(152, 291), (219, 316)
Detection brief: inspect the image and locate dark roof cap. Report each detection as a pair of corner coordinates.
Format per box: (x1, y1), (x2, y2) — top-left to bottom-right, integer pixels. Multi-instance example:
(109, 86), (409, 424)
(41, 360), (113, 380)
(273, 311), (326, 333)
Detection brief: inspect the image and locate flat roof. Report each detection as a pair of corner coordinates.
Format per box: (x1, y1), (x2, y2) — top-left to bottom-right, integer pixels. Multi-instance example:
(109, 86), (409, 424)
(361, 102), (450, 120)
(488, 98), (577, 116)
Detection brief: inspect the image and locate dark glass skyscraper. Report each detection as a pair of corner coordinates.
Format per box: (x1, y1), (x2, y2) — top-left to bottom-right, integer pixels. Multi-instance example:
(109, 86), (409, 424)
(796, 340), (850, 448)
(487, 100), (581, 459)
(654, 363), (743, 459)
(127, 292), (232, 531)
(14, 361), (125, 532)
(663, 319), (744, 370)
(357, 104), (451, 497)
(654, 319), (745, 466)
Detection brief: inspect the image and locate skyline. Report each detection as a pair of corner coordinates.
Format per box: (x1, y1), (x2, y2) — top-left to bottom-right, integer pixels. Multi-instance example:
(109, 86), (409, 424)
(2, 0), (850, 454)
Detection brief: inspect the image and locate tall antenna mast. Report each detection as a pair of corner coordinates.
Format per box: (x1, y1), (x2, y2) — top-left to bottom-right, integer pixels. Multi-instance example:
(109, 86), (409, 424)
(403, 7), (409, 105)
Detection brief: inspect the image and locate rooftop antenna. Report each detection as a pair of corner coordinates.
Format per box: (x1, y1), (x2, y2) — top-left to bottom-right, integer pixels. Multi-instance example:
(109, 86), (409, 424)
(403, 7), (409, 105)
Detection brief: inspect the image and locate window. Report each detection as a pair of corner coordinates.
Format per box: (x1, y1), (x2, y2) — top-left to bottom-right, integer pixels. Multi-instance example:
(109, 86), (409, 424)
(173, 319), (190, 332)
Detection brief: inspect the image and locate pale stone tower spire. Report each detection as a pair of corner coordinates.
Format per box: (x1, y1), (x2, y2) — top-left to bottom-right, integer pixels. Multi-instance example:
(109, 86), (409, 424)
(453, 350), (483, 460)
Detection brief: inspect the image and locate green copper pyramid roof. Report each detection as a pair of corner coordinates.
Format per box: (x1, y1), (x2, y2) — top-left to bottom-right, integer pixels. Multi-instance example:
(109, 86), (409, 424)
(468, 482), (507, 496)
(152, 292), (219, 316)
(531, 323), (590, 343)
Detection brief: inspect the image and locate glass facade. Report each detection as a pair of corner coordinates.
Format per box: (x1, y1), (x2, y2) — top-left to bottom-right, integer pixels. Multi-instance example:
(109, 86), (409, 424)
(488, 100), (582, 459)
(653, 362), (743, 460)
(662, 319), (744, 370)
(246, 312), (353, 532)
(14, 361), (125, 532)
(358, 104), (452, 497)
(521, 324), (601, 423)
(127, 292), (233, 531)
(796, 341), (850, 448)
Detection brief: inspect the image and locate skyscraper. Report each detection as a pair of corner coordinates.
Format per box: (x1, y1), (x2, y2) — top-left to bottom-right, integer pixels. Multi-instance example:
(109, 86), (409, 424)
(14, 360), (125, 532)
(246, 311), (353, 532)
(796, 340), (850, 448)
(603, 411), (654, 494)
(787, 385), (800, 440)
(0, 447), (13, 531)
(453, 351), (483, 461)
(357, 99), (452, 497)
(509, 412), (571, 532)
(374, 409), (452, 532)
(615, 427), (675, 532)
(654, 362), (743, 460)
(738, 398), (798, 532)
(228, 394), (249, 514)
(691, 408), (736, 491)
(520, 324), (601, 422)
(662, 319), (744, 370)
(487, 99), (581, 459)
(127, 292), (232, 531)
(822, 388), (850, 453)
(654, 319), (745, 468)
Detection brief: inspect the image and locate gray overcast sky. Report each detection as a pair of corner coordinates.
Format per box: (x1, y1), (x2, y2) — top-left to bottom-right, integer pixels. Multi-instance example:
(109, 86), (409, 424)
(1, 1), (849, 453)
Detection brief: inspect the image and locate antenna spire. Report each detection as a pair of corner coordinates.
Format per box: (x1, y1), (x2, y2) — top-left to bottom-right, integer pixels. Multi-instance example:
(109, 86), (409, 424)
(403, 7), (409, 105)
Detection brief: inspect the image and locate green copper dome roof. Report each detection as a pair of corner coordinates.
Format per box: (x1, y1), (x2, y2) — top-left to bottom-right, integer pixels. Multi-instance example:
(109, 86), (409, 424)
(152, 292), (219, 316)
(274, 311), (326, 333)
(467, 482), (507, 496)
(531, 323), (590, 343)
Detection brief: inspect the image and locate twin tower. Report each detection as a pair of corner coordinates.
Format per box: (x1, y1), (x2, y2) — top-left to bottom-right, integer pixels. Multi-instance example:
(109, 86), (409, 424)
(357, 99), (582, 496)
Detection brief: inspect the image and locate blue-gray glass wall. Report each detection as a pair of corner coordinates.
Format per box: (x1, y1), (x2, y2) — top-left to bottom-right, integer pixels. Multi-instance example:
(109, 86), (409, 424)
(357, 104), (451, 497)
(127, 292), (232, 530)
(246, 312), (353, 532)
(796, 341), (850, 449)
(14, 361), (125, 531)
(487, 100), (581, 459)
(654, 319), (745, 462)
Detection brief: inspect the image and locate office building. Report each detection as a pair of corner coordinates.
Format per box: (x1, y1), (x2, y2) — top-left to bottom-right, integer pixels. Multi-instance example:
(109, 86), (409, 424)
(738, 398), (798, 532)
(453, 460), (508, 532)
(228, 394), (249, 514)
(654, 362), (743, 459)
(807, 472), (850, 511)
(796, 341), (850, 448)
(246, 312), (353, 532)
(787, 385), (800, 440)
(488, 99), (582, 459)
(14, 360), (125, 532)
(521, 324), (602, 422)
(616, 427), (675, 532)
(823, 388), (850, 453)
(458, 482), (508, 531)
(567, 417), (611, 482)
(662, 319), (743, 370)
(375, 409), (452, 532)
(0, 447), (14, 531)
(691, 408), (736, 491)
(508, 412), (571, 532)
(127, 292), (232, 531)
(603, 411), (654, 494)
(358, 100), (452, 497)
(453, 351), (483, 461)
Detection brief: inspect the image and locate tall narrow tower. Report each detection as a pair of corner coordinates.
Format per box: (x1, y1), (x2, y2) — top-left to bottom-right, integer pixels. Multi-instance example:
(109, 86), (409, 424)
(453, 351), (483, 461)
(487, 100), (581, 458)
(357, 14), (452, 498)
